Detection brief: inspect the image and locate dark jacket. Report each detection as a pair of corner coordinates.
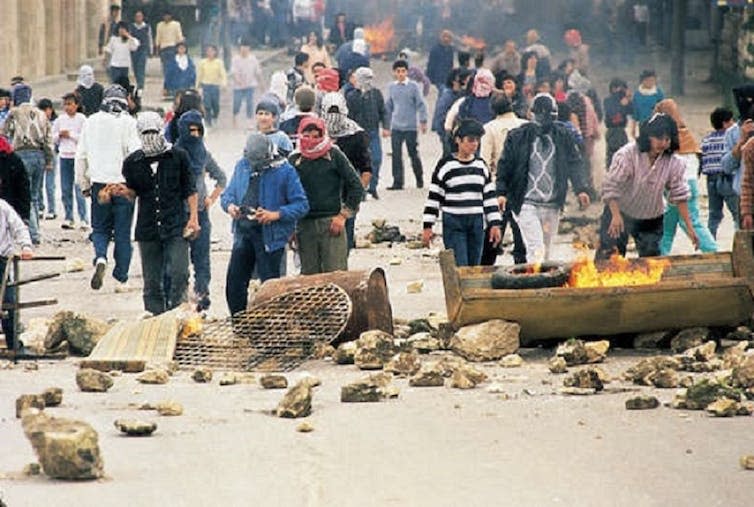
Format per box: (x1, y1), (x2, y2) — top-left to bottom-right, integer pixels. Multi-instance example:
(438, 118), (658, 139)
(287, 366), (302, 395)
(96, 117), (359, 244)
(0, 151), (31, 221)
(328, 21), (355, 47)
(603, 92), (631, 129)
(333, 131), (372, 176)
(122, 147), (196, 242)
(289, 146), (364, 219)
(337, 52), (370, 85)
(346, 88), (387, 132)
(130, 23), (152, 56)
(76, 83), (104, 117)
(496, 123), (590, 214)
(220, 158), (309, 252)
(426, 43), (454, 88)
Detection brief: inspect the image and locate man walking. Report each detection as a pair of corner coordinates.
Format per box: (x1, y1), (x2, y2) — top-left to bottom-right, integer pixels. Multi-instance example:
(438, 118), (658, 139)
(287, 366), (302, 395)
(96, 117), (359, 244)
(130, 10), (153, 91)
(155, 11), (185, 97)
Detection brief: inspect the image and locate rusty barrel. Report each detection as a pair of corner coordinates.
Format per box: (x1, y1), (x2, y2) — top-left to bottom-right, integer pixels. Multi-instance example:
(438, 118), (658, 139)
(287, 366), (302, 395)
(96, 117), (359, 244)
(250, 269), (393, 343)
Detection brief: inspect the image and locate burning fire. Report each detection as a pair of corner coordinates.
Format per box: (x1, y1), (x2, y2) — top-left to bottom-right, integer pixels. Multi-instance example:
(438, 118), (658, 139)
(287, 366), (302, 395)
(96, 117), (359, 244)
(364, 17), (395, 55)
(460, 35), (486, 51)
(567, 254), (670, 288)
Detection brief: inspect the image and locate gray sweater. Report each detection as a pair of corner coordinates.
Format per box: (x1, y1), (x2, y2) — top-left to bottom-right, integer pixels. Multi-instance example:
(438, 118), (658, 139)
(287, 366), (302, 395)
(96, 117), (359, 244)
(385, 80), (428, 131)
(197, 152), (227, 210)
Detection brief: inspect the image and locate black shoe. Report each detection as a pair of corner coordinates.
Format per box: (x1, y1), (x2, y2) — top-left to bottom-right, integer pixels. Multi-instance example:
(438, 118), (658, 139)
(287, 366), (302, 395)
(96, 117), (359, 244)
(368, 189), (380, 200)
(90, 261), (106, 290)
(417, 182), (424, 189)
(386, 185), (403, 191)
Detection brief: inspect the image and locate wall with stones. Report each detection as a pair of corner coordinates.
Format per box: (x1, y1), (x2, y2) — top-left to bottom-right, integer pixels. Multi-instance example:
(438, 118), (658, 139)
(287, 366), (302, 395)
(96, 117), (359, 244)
(0, 0), (109, 86)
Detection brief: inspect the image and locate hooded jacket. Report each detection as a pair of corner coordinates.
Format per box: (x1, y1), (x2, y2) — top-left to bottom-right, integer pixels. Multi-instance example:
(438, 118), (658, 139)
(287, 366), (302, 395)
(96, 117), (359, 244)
(175, 110), (227, 210)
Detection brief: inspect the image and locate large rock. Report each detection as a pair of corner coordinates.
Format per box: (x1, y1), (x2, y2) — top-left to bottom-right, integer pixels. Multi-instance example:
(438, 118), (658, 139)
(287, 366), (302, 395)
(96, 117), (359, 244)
(16, 394), (45, 418)
(732, 356), (754, 388)
(44, 311), (111, 356)
(354, 330), (396, 370)
(260, 374), (288, 389)
(22, 414), (104, 480)
(623, 356), (681, 385)
(682, 379), (742, 410)
(76, 368), (114, 393)
(500, 354), (524, 368)
(670, 327), (709, 353)
(276, 381), (313, 418)
(384, 351), (421, 377)
(114, 419), (157, 436)
(341, 381), (382, 402)
(556, 339), (609, 366)
(563, 368), (604, 391)
(334, 342), (357, 365)
(136, 369), (170, 385)
(409, 362), (446, 387)
(706, 398), (739, 417)
(450, 320), (519, 362)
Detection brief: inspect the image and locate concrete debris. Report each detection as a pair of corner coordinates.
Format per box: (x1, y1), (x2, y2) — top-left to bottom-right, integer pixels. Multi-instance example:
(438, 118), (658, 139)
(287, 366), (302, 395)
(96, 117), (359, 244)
(548, 356), (568, 374)
(731, 356), (754, 388)
(500, 354), (524, 368)
(136, 369), (170, 385)
(114, 419), (157, 436)
(670, 327), (709, 353)
(296, 422), (314, 433)
(41, 387), (63, 407)
(407, 332), (441, 354)
(451, 320), (520, 362)
(409, 362), (446, 387)
(384, 351), (422, 377)
(334, 342), (357, 365)
(192, 367), (213, 383)
(632, 330), (672, 350)
(260, 374), (289, 389)
(155, 401), (184, 416)
(625, 396), (660, 409)
(76, 368), (114, 392)
(16, 394), (46, 418)
(219, 373), (238, 386)
(276, 380), (313, 418)
(740, 455), (754, 470)
(22, 413), (104, 480)
(623, 356), (681, 385)
(354, 330), (396, 370)
(705, 398), (740, 417)
(563, 368), (604, 391)
(44, 311), (111, 356)
(406, 280), (424, 294)
(555, 339), (609, 366)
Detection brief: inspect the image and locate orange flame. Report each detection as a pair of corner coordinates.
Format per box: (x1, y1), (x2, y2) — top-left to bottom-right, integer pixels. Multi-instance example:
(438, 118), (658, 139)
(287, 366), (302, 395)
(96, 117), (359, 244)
(567, 254), (670, 288)
(364, 17), (395, 55)
(460, 35), (487, 51)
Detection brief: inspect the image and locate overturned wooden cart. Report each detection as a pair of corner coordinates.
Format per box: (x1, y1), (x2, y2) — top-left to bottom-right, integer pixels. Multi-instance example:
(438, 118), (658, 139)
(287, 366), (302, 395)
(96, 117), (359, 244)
(440, 231), (754, 343)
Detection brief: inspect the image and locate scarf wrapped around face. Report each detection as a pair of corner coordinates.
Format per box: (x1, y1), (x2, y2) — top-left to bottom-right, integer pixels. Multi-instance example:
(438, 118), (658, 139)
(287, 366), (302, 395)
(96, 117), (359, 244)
(175, 110), (208, 174)
(297, 116), (333, 159)
(471, 69), (495, 98)
(78, 65), (95, 89)
(354, 67), (373, 92)
(321, 92), (363, 138)
(137, 112), (170, 157)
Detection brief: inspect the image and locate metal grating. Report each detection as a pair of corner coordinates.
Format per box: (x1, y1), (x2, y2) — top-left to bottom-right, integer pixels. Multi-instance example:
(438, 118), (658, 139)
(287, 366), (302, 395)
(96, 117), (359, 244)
(174, 284), (352, 372)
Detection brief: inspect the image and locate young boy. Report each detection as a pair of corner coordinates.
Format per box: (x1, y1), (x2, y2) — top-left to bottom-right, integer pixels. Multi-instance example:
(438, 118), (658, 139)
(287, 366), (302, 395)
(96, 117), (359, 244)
(52, 93), (89, 229)
(37, 98), (58, 220)
(603, 78), (633, 168)
(196, 45), (227, 126)
(231, 40), (264, 127)
(0, 197), (34, 354)
(701, 107), (737, 238)
(384, 59), (428, 190)
(255, 99), (293, 157)
(422, 119), (502, 267)
(632, 69), (664, 135)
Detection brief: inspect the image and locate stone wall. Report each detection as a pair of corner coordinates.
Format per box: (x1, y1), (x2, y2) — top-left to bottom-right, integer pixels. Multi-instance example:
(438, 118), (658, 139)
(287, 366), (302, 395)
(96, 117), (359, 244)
(0, 0), (109, 86)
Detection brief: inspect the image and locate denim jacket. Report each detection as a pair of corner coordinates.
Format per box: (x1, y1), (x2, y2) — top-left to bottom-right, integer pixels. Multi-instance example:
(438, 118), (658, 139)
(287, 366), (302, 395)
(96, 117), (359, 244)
(221, 158), (309, 252)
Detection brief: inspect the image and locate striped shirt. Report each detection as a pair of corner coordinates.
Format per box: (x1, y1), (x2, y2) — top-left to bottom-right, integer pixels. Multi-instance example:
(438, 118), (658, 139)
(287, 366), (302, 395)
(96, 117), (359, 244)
(602, 142), (689, 219)
(422, 156), (502, 229)
(700, 130), (727, 175)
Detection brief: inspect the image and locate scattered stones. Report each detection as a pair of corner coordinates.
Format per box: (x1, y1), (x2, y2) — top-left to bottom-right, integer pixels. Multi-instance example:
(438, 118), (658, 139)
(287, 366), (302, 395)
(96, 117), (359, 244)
(556, 339), (609, 366)
(260, 374), (289, 389)
(16, 394), (46, 418)
(625, 396), (660, 410)
(646, 368), (679, 389)
(633, 331), (672, 350)
(44, 311), (111, 356)
(548, 356), (568, 374)
(409, 362), (446, 387)
(670, 327), (709, 353)
(155, 401), (183, 416)
(563, 368), (604, 391)
(76, 368), (114, 392)
(334, 342), (357, 365)
(354, 330), (396, 370)
(500, 354), (524, 368)
(22, 413), (104, 480)
(732, 356), (754, 388)
(41, 387), (63, 407)
(706, 398), (739, 417)
(114, 419), (157, 436)
(624, 356), (681, 385)
(450, 320), (520, 362)
(740, 455), (754, 470)
(276, 380), (313, 418)
(296, 422), (314, 433)
(136, 369), (170, 385)
(407, 332), (441, 354)
(406, 280), (424, 294)
(192, 367), (213, 383)
(219, 373), (238, 386)
(384, 351), (422, 377)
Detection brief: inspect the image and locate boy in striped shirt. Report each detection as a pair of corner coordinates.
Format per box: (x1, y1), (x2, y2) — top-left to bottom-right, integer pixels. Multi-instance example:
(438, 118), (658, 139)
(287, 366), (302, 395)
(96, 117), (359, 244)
(422, 119), (502, 266)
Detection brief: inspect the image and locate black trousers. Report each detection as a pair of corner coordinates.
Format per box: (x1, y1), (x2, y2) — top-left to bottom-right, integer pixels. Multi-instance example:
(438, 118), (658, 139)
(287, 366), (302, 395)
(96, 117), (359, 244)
(390, 129), (423, 188)
(595, 205), (663, 261)
(480, 209), (527, 266)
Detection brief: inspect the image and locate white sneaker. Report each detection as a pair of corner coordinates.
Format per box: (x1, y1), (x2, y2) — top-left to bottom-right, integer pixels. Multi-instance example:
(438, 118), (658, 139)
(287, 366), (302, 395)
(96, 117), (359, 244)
(61, 220), (75, 230)
(114, 281), (134, 293)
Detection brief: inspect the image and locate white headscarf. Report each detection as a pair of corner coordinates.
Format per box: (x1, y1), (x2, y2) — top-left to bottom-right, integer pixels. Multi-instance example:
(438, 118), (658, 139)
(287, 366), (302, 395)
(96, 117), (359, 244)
(78, 65), (95, 89)
(321, 92), (363, 138)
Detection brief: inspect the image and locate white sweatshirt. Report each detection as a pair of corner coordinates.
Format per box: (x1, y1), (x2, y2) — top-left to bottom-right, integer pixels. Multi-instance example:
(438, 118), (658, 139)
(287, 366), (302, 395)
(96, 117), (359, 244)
(52, 112), (86, 159)
(0, 199), (32, 257)
(75, 111), (141, 189)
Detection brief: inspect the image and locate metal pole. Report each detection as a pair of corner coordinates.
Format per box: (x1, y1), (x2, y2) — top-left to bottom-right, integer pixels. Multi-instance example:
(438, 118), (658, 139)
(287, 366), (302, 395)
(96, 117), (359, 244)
(221, 0), (231, 71)
(670, 0), (687, 96)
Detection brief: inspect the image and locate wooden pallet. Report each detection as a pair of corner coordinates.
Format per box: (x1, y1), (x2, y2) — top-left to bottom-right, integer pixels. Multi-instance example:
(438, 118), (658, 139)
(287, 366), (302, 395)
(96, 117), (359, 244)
(80, 311), (180, 372)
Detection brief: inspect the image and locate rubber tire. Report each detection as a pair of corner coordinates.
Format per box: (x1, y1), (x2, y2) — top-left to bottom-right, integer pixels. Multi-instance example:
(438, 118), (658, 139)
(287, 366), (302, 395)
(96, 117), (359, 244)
(491, 261), (571, 290)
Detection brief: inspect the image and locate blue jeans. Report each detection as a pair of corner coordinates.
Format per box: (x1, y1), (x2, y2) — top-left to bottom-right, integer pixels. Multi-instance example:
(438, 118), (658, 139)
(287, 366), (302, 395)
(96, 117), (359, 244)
(189, 209), (211, 296)
(225, 229), (284, 315)
(233, 87), (254, 118)
(159, 46), (177, 88)
(139, 236), (189, 315)
(442, 213), (484, 267)
(367, 129), (382, 193)
(131, 50), (148, 89)
(43, 157), (56, 215)
(660, 178), (718, 255)
(15, 149), (44, 243)
(59, 158), (88, 223)
(90, 182), (135, 283)
(346, 214), (356, 252)
(109, 66), (129, 84)
(706, 174), (739, 238)
(201, 84), (220, 125)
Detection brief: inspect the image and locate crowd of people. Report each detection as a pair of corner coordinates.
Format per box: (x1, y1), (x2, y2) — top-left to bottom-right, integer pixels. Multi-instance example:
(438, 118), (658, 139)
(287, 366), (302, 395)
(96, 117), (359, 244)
(0, 6), (752, 354)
